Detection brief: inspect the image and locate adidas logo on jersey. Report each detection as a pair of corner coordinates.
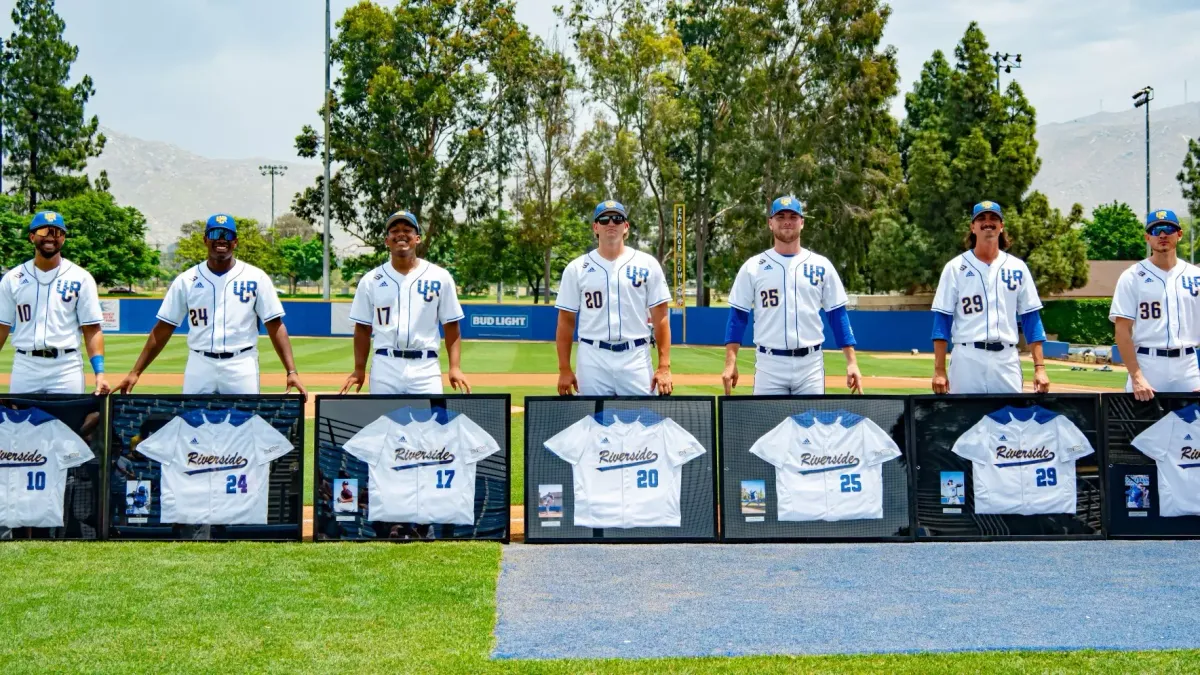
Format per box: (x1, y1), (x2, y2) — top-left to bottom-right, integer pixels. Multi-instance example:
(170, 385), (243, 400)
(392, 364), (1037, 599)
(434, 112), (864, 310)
(19, 278), (28, 286)
(195, 282), (204, 288)
(965, 271), (975, 277)
(999, 435), (1007, 441)
(398, 435), (407, 442)
(588, 268), (597, 273)
(190, 438), (199, 445)
(600, 437), (610, 443)
(1145, 278), (1155, 284)
(1187, 434), (1193, 441)
(380, 281), (389, 287)
(802, 439), (811, 445)
(764, 264), (774, 270)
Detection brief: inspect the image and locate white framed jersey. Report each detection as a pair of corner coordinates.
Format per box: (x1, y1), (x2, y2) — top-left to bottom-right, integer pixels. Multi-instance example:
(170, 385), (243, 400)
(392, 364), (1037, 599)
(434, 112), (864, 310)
(156, 261), (285, 353)
(750, 410), (901, 521)
(544, 410), (705, 529)
(342, 407), (500, 525)
(951, 405), (1094, 515)
(0, 260), (103, 350)
(1131, 404), (1200, 516)
(555, 249), (670, 342)
(727, 248), (848, 349)
(135, 409), (293, 524)
(0, 407), (93, 528)
(1109, 259), (1200, 350)
(348, 260), (465, 352)
(932, 251), (1042, 344)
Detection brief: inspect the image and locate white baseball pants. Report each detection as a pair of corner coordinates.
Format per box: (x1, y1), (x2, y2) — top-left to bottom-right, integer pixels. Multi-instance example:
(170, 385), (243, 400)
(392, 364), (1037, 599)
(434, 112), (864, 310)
(576, 341), (652, 396)
(370, 353), (443, 394)
(1126, 349), (1200, 393)
(183, 349), (260, 395)
(948, 343), (1022, 394)
(9, 351), (85, 394)
(753, 348), (825, 395)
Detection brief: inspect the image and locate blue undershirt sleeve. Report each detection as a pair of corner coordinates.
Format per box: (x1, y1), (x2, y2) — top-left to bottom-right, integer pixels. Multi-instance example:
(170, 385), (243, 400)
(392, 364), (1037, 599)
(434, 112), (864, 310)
(828, 306), (856, 348)
(931, 311), (953, 342)
(1020, 309), (1047, 344)
(724, 307), (750, 345)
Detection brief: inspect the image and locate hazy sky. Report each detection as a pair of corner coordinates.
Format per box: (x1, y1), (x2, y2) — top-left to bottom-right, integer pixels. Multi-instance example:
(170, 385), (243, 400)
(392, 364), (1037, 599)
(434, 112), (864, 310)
(5, 0), (1197, 161)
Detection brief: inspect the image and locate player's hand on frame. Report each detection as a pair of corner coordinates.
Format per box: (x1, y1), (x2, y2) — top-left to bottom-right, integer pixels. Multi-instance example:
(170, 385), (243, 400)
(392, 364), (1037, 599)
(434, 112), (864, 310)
(557, 368), (578, 396)
(846, 364), (863, 394)
(1032, 367), (1050, 394)
(652, 366), (672, 396)
(339, 369), (366, 394)
(286, 371), (308, 399)
(93, 374), (111, 396)
(721, 363), (738, 395)
(448, 367), (471, 394)
(931, 368), (949, 395)
(115, 372), (139, 394)
(1131, 371), (1155, 401)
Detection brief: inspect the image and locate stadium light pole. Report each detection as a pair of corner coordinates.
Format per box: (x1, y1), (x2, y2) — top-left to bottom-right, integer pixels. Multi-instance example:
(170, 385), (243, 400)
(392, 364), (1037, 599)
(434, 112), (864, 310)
(991, 52), (1022, 93)
(259, 164), (287, 229)
(322, 0), (332, 300)
(1134, 86), (1154, 255)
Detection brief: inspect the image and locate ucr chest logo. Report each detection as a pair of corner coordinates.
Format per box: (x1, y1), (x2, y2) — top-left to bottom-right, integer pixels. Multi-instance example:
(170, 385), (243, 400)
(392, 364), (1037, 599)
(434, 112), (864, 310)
(417, 280), (441, 302)
(625, 266), (650, 288)
(802, 264), (825, 286)
(56, 279), (82, 303)
(232, 280), (258, 303)
(1001, 269), (1023, 291)
(1182, 275), (1200, 297)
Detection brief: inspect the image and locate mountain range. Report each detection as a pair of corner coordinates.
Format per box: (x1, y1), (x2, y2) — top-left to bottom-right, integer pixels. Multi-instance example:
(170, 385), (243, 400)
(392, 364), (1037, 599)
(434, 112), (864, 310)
(85, 102), (1200, 250)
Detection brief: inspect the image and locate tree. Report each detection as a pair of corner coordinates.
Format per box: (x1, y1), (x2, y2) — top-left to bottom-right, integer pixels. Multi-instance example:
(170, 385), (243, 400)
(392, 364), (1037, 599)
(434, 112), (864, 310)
(39, 191), (159, 286)
(271, 212), (316, 241)
(1081, 201), (1144, 260)
(173, 216), (284, 275)
(1178, 138), (1200, 219)
(292, 0), (537, 255)
(1004, 196), (1089, 294)
(0, 0), (106, 210)
(278, 235), (335, 294)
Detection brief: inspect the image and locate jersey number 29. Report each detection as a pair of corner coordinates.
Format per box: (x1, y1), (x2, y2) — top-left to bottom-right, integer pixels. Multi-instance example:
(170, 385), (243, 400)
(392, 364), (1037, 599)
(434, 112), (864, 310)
(1035, 467), (1057, 487)
(961, 295), (983, 315)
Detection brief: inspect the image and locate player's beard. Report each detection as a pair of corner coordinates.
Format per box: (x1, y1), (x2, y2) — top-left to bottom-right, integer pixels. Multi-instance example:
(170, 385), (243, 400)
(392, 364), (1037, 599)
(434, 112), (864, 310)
(773, 228), (800, 245)
(35, 239), (61, 259)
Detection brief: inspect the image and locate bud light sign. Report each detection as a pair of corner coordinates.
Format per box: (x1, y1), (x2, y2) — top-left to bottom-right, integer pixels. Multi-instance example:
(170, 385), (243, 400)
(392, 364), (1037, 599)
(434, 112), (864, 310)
(467, 312), (532, 338)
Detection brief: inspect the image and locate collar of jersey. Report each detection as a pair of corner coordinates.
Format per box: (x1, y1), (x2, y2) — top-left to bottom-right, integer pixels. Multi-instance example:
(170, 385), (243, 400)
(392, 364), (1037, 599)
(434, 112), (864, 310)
(594, 408), (663, 427)
(986, 405), (1058, 425)
(387, 406), (454, 425)
(791, 409), (864, 428)
(1174, 404), (1200, 423)
(586, 248), (636, 270)
(25, 260), (69, 284)
(0, 405), (55, 426)
(181, 408), (253, 427)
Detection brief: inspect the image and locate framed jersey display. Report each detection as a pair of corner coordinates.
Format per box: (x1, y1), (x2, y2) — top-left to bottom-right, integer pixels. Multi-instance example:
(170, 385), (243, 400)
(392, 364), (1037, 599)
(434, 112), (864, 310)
(910, 394), (1103, 541)
(1102, 394), (1200, 538)
(106, 395), (305, 541)
(719, 396), (913, 542)
(524, 396), (717, 544)
(0, 394), (106, 541)
(313, 394), (510, 543)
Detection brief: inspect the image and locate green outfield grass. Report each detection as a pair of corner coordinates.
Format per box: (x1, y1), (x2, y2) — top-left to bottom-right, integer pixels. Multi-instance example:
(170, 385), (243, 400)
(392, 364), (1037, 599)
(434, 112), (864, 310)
(0, 541), (1194, 673)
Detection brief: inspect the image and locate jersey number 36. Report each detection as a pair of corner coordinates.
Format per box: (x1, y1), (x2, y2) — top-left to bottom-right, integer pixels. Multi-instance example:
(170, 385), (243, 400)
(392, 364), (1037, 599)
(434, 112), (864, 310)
(1139, 302), (1162, 319)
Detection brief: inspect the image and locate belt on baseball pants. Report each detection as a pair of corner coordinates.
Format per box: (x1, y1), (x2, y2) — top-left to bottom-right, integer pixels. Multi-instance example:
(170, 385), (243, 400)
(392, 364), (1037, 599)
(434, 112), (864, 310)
(195, 346), (254, 359)
(963, 342), (1011, 352)
(16, 348), (77, 358)
(375, 348), (438, 359)
(757, 344), (822, 357)
(580, 338), (649, 352)
(1137, 346), (1196, 358)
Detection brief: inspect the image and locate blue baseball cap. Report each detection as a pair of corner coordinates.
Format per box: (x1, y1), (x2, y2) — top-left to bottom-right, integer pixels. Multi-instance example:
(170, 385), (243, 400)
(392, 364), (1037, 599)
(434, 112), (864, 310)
(770, 196), (803, 217)
(592, 200), (627, 221)
(972, 201), (1003, 222)
(29, 210), (66, 232)
(205, 213), (237, 235)
(385, 210), (420, 234)
(1146, 208), (1180, 230)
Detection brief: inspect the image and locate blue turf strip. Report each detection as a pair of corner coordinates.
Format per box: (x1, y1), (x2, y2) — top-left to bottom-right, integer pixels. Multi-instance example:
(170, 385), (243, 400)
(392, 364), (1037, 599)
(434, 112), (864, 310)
(493, 541), (1200, 659)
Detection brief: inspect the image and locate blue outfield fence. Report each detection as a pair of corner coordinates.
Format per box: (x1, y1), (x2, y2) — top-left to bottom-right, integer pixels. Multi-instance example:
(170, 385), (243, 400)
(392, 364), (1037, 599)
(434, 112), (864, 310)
(105, 298), (938, 352)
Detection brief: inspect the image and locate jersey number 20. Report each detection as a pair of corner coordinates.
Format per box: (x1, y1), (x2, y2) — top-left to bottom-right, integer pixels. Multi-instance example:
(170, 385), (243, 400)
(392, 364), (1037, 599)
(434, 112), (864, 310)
(584, 291), (603, 309)
(636, 469), (659, 488)
(225, 475), (248, 494)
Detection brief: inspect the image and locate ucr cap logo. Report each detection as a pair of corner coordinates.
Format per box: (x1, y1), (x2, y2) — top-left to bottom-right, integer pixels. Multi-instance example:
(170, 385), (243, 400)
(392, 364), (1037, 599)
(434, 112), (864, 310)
(604, 201), (615, 208)
(981, 201), (993, 208)
(780, 197), (792, 205)
(44, 212), (57, 222)
(1157, 210), (1167, 219)
(215, 215), (228, 225)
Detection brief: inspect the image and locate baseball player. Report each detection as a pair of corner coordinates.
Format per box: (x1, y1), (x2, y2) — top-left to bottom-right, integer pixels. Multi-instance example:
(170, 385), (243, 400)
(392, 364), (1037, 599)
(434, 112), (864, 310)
(340, 210), (469, 395)
(115, 214), (307, 396)
(722, 196), (862, 395)
(0, 211), (108, 394)
(1109, 209), (1200, 400)
(555, 200), (672, 396)
(931, 201), (1050, 394)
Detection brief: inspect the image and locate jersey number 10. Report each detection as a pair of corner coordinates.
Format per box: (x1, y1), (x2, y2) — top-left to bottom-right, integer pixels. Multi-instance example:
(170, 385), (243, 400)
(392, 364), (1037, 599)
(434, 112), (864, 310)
(16, 304), (31, 322)
(26, 471), (46, 491)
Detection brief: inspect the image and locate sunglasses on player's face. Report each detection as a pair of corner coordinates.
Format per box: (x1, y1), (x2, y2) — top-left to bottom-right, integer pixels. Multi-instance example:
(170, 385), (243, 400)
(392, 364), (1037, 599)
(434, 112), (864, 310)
(1148, 224), (1181, 237)
(595, 215), (626, 225)
(206, 228), (236, 241)
(32, 226), (64, 238)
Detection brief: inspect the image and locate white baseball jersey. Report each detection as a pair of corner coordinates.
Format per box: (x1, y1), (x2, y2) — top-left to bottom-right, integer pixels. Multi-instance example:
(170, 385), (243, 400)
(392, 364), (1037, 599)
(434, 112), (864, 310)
(728, 249), (848, 349)
(136, 409), (293, 525)
(342, 407), (500, 525)
(544, 411), (705, 529)
(0, 407), (92, 528)
(1109, 259), (1200, 350)
(952, 405), (1094, 515)
(1131, 404), (1200, 516)
(0, 259), (102, 350)
(156, 261), (285, 352)
(750, 410), (900, 521)
(932, 251), (1042, 344)
(556, 249), (670, 342)
(348, 260), (465, 351)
